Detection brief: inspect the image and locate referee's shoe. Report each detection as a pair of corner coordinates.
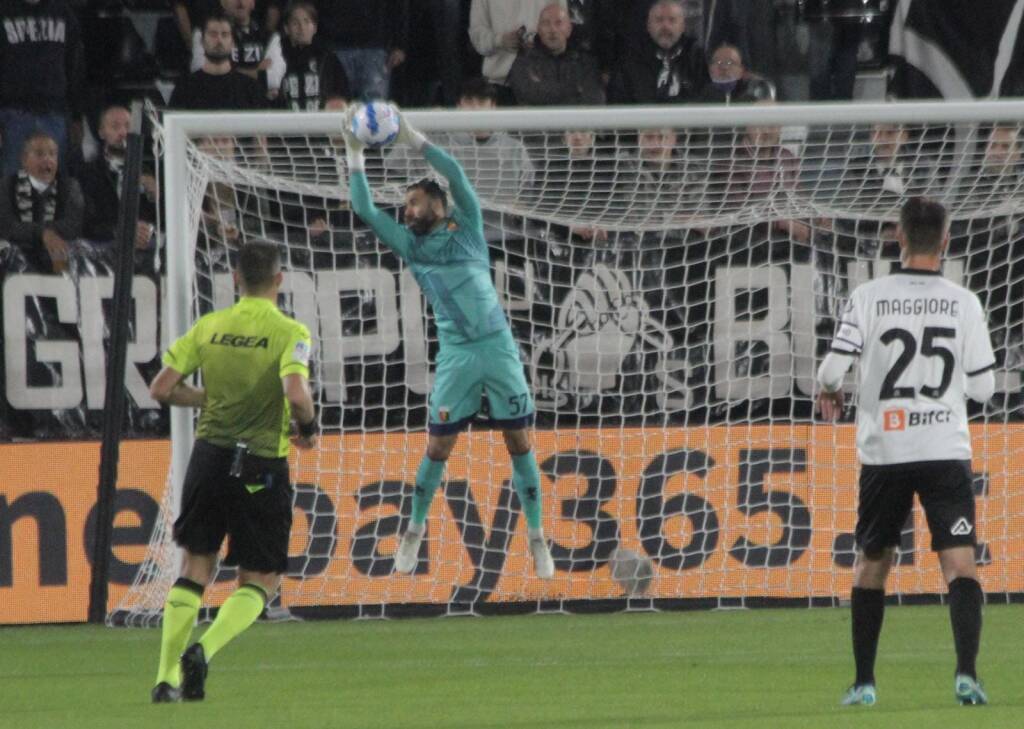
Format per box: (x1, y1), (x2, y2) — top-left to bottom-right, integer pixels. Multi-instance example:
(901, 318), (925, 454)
(150, 682), (180, 703)
(181, 643), (209, 700)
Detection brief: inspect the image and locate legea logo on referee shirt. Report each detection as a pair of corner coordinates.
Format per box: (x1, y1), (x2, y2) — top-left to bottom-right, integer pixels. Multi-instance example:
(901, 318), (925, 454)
(883, 409), (906, 431)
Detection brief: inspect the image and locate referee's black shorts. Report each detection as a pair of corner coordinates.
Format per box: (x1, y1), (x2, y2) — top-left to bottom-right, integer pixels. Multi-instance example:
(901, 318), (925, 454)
(856, 459), (977, 555)
(174, 439), (292, 574)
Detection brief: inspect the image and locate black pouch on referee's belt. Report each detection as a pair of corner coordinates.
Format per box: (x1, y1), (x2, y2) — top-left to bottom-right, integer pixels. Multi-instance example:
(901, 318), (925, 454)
(231, 442), (287, 492)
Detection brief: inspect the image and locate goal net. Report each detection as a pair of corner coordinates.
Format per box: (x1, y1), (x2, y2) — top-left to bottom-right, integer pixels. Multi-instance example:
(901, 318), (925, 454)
(111, 103), (1024, 625)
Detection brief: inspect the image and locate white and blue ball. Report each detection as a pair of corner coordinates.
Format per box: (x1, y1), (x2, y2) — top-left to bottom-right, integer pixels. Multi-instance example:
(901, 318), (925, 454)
(609, 548), (654, 596)
(350, 101), (400, 148)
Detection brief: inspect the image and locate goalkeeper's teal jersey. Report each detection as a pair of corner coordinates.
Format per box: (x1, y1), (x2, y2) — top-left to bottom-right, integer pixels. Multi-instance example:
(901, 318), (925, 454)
(350, 145), (508, 346)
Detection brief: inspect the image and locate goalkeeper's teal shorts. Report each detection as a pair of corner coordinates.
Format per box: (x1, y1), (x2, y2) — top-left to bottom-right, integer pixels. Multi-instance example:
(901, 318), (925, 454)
(428, 328), (535, 435)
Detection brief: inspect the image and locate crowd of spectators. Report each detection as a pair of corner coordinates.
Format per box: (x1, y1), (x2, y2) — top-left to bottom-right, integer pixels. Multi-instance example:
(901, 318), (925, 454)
(2, 0), (1024, 441)
(0, 0), (1021, 276)
(0, 0), (780, 273)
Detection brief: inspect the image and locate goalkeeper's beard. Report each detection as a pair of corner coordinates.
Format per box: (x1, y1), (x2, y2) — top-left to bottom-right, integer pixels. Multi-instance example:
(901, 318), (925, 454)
(406, 210), (440, 236)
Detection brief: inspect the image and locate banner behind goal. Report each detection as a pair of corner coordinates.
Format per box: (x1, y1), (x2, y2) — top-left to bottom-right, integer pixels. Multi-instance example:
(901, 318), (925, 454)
(112, 103), (1024, 624)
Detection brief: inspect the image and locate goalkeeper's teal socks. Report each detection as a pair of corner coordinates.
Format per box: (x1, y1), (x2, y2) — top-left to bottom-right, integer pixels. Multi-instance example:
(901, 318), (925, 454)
(511, 451), (543, 531)
(155, 578), (203, 687)
(198, 584), (267, 661)
(410, 456), (446, 526)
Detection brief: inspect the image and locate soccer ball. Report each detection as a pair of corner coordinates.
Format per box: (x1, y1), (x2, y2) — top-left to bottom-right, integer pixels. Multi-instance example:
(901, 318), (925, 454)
(350, 101), (400, 148)
(609, 548), (654, 596)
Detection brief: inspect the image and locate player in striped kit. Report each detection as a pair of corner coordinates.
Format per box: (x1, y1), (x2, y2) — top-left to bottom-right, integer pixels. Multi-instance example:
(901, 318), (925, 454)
(817, 197), (996, 707)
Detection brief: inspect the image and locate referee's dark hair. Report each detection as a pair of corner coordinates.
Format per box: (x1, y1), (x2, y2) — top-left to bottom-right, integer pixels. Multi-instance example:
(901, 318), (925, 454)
(238, 241), (282, 292)
(407, 178), (448, 210)
(899, 196), (948, 255)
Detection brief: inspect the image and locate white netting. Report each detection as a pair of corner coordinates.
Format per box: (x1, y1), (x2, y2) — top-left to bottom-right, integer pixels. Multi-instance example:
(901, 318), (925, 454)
(111, 105), (1024, 625)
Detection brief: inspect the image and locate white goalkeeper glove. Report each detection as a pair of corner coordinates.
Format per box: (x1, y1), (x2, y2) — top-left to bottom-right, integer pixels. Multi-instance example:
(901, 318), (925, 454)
(341, 103), (366, 172)
(394, 107), (428, 152)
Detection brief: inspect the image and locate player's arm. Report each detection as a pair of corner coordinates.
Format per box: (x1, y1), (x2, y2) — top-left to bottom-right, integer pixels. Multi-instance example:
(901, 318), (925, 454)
(342, 108), (414, 259)
(281, 327), (317, 449)
(149, 366), (206, 407)
(963, 294), (997, 403)
(151, 325), (205, 407)
(396, 114), (483, 231)
(816, 294), (863, 420)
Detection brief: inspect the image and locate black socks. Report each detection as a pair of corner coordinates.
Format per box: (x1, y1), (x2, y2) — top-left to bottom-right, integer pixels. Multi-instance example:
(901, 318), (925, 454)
(948, 577), (983, 679)
(851, 586), (885, 686)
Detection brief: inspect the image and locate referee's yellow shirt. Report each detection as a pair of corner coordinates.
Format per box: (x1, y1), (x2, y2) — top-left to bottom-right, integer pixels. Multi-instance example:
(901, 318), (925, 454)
(163, 297), (312, 458)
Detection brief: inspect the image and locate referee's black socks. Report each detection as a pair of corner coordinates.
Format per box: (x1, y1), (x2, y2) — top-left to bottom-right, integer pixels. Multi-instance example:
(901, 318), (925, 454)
(948, 577), (983, 679)
(851, 587), (885, 686)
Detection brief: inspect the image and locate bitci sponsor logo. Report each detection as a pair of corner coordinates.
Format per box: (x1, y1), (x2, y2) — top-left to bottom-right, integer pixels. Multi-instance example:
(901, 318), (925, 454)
(883, 409), (906, 431)
(883, 408), (952, 431)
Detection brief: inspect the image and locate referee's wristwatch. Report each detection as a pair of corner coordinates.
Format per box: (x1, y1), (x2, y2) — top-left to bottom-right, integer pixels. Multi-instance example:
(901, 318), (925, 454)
(297, 417), (318, 438)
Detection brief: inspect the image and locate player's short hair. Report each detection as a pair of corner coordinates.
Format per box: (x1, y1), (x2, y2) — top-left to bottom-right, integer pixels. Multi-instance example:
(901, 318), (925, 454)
(203, 10), (233, 32)
(238, 241), (281, 291)
(407, 178), (448, 210)
(284, 0), (317, 25)
(459, 77), (498, 104)
(900, 196), (948, 255)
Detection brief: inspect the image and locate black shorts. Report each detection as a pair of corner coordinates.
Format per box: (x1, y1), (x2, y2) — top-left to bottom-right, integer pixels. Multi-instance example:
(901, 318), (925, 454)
(174, 439), (293, 574)
(856, 460), (977, 555)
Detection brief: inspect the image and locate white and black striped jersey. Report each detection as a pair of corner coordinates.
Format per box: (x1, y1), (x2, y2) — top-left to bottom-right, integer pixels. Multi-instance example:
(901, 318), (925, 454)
(818, 268), (996, 465)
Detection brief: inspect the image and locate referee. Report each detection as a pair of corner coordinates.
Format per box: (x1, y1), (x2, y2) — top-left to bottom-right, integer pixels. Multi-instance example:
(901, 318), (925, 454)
(148, 241), (317, 703)
(818, 197), (996, 707)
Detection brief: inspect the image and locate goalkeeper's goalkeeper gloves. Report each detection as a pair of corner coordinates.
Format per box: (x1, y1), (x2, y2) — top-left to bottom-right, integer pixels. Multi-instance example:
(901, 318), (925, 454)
(394, 108), (429, 152)
(341, 103), (366, 172)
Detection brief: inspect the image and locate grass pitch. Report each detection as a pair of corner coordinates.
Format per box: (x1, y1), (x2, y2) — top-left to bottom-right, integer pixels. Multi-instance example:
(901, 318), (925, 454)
(1, 605), (1020, 729)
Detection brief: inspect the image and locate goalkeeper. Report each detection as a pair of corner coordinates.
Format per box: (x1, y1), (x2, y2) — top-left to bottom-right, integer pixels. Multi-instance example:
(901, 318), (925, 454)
(342, 105), (554, 579)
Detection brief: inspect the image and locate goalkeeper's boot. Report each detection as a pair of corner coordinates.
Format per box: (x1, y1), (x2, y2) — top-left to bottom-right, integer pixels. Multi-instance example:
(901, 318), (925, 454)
(394, 528), (423, 575)
(529, 535), (555, 580)
(840, 683), (877, 706)
(955, 674), (988, 705)
(150, 682), (180, 703)
(180, 642), (208, 701)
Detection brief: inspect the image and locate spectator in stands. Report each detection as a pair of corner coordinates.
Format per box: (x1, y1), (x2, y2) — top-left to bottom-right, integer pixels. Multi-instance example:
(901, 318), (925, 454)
(190, 0), (285, 100)
(0, 131), (83, 274)
(949, 124), (1024, 371)
(564, 0), (616, 82)
(196, 135), (243, 249)
(807, 13), (862, 101)
(973, 124), (1022, 204)
(279, 1), (350, 110)
(0, 0), (85, 177)
(385, 78), (535, 200)
(79, 105), (158, 250)
(702, 0), (780, 84)
(608, 0), (708, 104)
(538, 128), (624, 241)
(390, 0), (466, 107)
(631, 127), (698, 222)
(170, 13), (266, 110)
(699, 43), (775, 104)
(469, 0), (565, 105)
(173, 1), (281, 51)
(507, 4), (605, 106)
(316, 0), (409, 100)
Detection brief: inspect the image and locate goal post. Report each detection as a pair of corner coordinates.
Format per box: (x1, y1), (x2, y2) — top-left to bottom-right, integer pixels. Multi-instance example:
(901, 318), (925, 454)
(111, 100), (1024, 625)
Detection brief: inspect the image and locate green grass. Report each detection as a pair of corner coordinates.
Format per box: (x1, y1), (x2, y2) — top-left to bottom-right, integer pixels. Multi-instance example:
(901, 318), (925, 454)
(1, 605), (1021, 729)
